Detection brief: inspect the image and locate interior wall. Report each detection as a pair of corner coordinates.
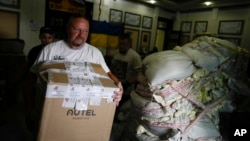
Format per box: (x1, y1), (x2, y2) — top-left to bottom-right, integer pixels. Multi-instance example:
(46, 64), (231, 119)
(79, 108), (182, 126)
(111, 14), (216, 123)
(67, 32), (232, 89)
(20, 0), (46, 55)
(173, 7), (250, 50)
(1, 0), (174, 55)
(90, 0), (174, 54)
(0, 0), (249, 55)
(0, 0), (46, 55)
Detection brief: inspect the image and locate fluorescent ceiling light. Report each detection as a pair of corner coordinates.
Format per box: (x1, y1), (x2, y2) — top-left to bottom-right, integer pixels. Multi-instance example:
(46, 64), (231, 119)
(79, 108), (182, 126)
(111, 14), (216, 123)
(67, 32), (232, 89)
(148, 0), (156, 4)
(204, 1), (212, 6)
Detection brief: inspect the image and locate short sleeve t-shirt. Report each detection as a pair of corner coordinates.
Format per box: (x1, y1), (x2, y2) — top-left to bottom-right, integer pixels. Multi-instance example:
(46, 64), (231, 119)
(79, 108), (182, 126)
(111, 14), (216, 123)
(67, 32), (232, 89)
(31, 40), (109, 73)
(111, 48), (142, 83)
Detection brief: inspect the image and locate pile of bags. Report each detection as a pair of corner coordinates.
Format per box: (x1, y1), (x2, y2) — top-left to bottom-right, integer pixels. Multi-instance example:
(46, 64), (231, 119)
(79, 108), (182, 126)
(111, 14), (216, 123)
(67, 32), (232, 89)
(115, 36), (248, 141)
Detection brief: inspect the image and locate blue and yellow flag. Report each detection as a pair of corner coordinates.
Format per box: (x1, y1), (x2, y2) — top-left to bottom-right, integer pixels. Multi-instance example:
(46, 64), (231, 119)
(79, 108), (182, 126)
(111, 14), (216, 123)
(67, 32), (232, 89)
(90, 20), (124, 48)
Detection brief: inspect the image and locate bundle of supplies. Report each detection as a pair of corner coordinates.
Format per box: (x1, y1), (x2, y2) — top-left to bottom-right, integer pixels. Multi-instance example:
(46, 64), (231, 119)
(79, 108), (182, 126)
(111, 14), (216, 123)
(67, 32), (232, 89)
(119, 36), (248, 141)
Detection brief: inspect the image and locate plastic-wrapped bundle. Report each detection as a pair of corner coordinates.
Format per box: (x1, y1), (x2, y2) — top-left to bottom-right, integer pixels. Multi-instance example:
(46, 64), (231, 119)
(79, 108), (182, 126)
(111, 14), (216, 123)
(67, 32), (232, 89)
(196, 36), (238, 57)
(180, 36), (238, 71)
(142, 50), (195, 87)
(129, 70), (231, 140)
(181, 42), (225, 71)
(119, 36), (246, 141)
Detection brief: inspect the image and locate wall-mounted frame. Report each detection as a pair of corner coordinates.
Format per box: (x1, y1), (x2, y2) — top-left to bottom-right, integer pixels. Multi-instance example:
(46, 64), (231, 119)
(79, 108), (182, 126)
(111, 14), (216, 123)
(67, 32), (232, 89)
(157, 21), (167, 29)
(0, 10), (20, 38)
(109, 9), (123, 23)
(218, 20), (244, 35)
(140, 31), (151, 53)
(181, 21), (192, 33)
(48, 0), (86, 13)
(142, 16), (153, 29)
(219, 37), (241, 46)
(124, 12), (141, 27)
(124, 28), (139, 51)
(0, 0), (20, 9)
(194, 21), (208, 33)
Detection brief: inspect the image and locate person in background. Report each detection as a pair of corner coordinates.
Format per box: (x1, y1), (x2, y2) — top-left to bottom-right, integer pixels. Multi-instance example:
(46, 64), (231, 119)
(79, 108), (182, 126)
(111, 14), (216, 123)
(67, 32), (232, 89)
(110, 33), (142, 106)
(23, 26), (55, 132)
(27, 26), (55, 69)
(24, 15), (123, 136)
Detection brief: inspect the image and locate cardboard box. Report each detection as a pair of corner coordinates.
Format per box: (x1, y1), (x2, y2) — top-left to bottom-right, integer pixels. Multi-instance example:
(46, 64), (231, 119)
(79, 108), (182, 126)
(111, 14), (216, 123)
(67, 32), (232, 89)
(38, 62), (118, 101)
(37, 98), (116, 141)
(36, 62), (118, 141)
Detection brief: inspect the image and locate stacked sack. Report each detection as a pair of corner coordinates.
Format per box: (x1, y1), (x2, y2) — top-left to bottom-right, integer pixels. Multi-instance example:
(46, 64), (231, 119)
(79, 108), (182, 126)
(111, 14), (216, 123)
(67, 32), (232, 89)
(120, 36), (247, 141)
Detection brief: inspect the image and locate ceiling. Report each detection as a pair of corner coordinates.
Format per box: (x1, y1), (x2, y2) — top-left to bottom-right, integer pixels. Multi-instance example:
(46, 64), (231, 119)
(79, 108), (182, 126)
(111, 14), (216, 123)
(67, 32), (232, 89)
(123, 0), (250, 12)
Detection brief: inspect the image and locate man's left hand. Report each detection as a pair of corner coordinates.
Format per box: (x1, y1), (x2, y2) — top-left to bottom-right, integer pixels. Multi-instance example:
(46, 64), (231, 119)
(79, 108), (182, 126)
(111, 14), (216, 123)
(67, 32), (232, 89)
(113, 82), (123, 106)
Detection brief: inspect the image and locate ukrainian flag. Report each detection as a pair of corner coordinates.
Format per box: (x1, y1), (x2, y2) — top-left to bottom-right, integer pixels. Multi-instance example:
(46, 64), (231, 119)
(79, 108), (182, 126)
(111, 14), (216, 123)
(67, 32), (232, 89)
(90, 20), (124, 49)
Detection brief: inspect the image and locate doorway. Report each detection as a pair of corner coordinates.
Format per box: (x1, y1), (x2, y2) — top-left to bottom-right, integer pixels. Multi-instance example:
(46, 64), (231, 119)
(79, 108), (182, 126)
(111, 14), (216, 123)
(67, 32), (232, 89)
(154, 17), (174, 51)
(155, 29), (165, 51)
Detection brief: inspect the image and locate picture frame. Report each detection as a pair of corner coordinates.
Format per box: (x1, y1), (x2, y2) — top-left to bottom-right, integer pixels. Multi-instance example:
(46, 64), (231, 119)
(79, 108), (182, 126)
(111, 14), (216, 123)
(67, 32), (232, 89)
(48, 0), (86, 13)
(218, 20), (244, 35)
(109, 9), (123, 23)
(157, 21), (167, 29)
(181, 21), (192, 33)
(142, 16), (153, 29)
(0, 0), (20, 9)
(219, 37), (241, 46)
(124, 28), (139, 51)
(140, 31), (151, 53)
(0, 10), (20, 38)
(124, 12), (141, 27)
(194, 21), (208, 33)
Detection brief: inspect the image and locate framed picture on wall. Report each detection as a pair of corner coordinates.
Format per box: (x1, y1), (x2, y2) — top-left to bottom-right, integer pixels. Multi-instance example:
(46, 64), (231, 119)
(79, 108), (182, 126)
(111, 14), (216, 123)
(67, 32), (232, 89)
(142, 16), (153, 29)
(218, 20), (244, 35)
(109, 9), (123, 23)
(140, 31), (151, 53)
(0, 0), (20, 9)
(157, 21), (167, 29)
(194, 21), (208, 33)
(124, 28), (139, 51)
(181, 21), (192, 33)
(124, 12), (141, 27)
(0, 10), (19, 38)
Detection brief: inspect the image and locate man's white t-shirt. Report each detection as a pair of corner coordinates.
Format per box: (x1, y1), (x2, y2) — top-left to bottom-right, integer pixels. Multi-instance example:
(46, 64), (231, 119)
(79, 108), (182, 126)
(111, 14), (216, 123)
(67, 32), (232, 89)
(111, 48), (142, 83)
(31, 40), (110, 73)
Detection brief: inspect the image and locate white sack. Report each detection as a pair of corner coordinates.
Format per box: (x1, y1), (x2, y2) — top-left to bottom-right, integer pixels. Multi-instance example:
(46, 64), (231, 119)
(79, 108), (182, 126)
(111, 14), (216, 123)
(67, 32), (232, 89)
(181, 43), (224, 71)
(142, 51), (195, 86)
(197, 36), (238, 57)
(183, 115), (221, 140)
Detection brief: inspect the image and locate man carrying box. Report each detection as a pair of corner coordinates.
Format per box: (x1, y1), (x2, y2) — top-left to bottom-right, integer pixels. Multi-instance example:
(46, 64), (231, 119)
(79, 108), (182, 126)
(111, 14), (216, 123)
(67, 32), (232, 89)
(24, 14), (123, 141)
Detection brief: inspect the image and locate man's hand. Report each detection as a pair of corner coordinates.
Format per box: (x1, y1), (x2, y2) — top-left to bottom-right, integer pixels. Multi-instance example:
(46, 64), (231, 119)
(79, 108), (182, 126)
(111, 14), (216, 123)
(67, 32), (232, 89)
(113, 82), (123, 106)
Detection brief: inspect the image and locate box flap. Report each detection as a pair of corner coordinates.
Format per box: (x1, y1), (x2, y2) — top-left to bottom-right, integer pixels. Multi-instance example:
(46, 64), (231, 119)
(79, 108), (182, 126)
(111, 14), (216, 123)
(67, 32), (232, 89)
(91, 63), (107, 75)
(39, 62), (66, 72)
